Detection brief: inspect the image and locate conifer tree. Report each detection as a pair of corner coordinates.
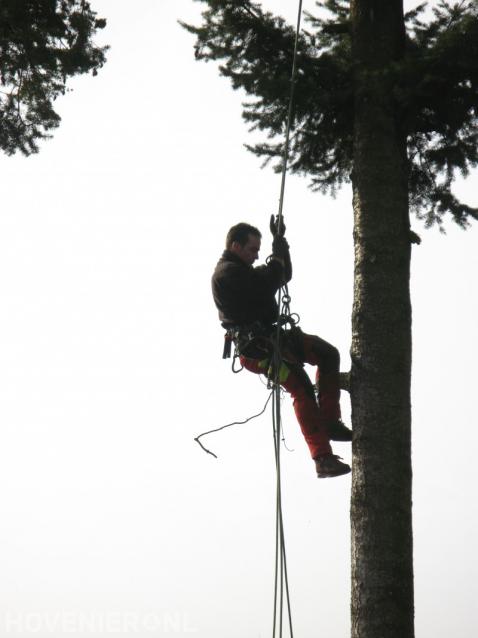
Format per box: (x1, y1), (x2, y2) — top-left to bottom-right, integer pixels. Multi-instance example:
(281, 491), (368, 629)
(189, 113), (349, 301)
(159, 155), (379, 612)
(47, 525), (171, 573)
(182, 0), (478, 228)
(0, 0), (107, 155)
(183, 2), (478, 637)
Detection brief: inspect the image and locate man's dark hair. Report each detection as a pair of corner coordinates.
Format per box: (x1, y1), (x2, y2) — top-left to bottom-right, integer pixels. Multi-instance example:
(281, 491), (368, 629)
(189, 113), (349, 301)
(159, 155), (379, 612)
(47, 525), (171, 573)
(226, 223), (261, 249)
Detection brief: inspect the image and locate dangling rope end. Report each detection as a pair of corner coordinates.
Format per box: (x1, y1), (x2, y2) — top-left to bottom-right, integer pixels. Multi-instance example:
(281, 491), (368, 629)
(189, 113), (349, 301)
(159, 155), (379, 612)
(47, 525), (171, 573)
(194, 437), (219, 459)
(193, 391), (274, 460)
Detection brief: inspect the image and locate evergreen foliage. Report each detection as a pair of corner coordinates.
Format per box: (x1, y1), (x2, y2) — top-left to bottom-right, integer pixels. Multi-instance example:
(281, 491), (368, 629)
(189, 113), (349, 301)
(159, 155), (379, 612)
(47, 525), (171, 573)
(182, 0), (478, 228)
(0, 0), (107, 155)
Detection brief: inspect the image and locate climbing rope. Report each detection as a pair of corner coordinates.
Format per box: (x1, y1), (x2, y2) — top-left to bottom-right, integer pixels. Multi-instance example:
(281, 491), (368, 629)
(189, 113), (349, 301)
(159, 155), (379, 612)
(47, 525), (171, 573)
(195, 2), (305, 636)
(271, 2), (304, 637)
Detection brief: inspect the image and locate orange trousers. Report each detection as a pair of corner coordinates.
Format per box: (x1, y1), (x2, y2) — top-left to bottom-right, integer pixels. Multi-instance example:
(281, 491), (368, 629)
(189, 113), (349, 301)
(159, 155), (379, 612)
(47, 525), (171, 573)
(240, 331), (341, 459)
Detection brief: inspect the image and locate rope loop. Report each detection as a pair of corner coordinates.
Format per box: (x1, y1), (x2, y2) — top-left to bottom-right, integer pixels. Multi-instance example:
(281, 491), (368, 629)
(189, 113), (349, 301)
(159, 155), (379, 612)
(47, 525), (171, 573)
(231, 353), (244, 374)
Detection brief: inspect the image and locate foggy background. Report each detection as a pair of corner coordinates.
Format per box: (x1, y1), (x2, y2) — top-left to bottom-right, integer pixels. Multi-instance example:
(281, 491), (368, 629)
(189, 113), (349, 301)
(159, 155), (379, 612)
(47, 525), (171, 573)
(0, 1), (476, 636)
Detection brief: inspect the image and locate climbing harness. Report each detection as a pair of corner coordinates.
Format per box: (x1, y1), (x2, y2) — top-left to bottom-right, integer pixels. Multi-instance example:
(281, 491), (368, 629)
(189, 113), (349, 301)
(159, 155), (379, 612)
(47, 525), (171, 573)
(195, 2), (305, 637)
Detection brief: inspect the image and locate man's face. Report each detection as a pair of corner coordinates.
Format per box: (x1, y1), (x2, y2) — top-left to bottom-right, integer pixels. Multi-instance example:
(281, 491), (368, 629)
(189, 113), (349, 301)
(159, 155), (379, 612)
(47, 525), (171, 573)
(231, 234), (261, 266)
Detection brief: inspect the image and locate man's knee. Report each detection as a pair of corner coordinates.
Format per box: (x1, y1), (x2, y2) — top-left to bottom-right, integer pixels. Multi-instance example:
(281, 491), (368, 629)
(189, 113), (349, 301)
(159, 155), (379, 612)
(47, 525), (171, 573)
(328, 345), (340, 369)
(308, 336), (340, 371)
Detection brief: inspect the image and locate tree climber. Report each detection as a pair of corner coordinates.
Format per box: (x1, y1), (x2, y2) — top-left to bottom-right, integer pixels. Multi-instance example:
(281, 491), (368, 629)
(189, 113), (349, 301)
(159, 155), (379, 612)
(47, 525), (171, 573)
(212, 219), (352, 478)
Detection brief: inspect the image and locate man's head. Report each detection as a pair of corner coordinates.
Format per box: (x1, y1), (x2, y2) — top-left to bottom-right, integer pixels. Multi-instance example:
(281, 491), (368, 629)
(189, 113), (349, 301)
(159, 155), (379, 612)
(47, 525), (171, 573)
(226, 222), (262, 266)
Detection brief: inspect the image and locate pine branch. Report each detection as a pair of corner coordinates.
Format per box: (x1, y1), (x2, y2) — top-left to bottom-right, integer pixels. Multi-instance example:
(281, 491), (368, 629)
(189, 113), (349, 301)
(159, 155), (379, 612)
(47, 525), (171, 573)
(182, 0), (478, 228)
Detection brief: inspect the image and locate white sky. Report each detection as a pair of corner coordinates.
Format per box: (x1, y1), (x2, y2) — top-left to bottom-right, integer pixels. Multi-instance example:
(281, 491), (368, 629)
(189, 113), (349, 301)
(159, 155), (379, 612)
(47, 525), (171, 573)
(0, 1), (476, 637)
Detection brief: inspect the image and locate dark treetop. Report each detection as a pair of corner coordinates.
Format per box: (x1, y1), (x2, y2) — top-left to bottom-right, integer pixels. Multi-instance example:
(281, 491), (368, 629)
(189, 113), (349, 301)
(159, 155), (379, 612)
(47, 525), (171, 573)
(182, 0), (478, 229)
(0, 0), (107, 155)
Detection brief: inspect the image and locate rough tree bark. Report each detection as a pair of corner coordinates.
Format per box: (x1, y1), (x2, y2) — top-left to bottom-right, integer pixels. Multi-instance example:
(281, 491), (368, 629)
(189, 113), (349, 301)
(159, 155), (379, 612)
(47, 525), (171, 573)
(350, 2), (414, 638)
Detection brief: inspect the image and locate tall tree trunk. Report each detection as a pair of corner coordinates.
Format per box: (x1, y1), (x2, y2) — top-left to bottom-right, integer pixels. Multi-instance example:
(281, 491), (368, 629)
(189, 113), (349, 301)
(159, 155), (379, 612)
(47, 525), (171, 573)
(350, 2), (414, 637)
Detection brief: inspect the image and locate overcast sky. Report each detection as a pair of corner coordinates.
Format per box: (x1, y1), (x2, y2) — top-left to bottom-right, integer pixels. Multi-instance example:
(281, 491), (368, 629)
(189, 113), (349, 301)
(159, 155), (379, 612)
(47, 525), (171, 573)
(0, 1), (476, 637)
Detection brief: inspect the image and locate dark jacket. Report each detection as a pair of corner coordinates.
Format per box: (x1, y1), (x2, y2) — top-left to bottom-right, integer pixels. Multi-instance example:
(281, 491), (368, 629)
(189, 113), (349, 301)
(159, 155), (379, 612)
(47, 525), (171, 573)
(212, 249), (292, 328)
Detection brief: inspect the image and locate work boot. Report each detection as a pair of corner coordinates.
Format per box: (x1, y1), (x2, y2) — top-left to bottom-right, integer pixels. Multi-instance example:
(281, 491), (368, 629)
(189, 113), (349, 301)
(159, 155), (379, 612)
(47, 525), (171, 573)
(314, 454), (351, 479)
(325, 419), (352, 442)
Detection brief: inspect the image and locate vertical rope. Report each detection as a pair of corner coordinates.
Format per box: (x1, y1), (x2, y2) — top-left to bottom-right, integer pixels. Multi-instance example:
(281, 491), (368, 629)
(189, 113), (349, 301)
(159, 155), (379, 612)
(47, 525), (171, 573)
(277, 0), (304, 228)
(272, 2), (304, 637)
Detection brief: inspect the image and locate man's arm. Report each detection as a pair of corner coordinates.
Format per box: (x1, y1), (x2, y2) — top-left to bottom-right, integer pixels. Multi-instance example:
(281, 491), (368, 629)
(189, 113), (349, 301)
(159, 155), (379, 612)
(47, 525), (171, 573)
(271, 235), (292, 283)
(269, 214), (292, 283)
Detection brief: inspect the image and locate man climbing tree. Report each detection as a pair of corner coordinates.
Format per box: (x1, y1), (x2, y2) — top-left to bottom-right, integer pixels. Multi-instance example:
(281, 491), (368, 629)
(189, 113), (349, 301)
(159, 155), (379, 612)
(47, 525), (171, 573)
(0, 0), (107, 155)
(212, 217), (352, 478)
(183, 1), (478, 636)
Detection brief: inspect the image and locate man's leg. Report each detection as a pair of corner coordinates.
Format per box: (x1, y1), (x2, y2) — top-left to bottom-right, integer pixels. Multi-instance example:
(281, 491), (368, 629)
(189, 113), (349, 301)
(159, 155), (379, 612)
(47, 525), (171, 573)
(240, 355), (332, 459)
(285, 330), (352, 442)
(296, 332), (341, 421)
